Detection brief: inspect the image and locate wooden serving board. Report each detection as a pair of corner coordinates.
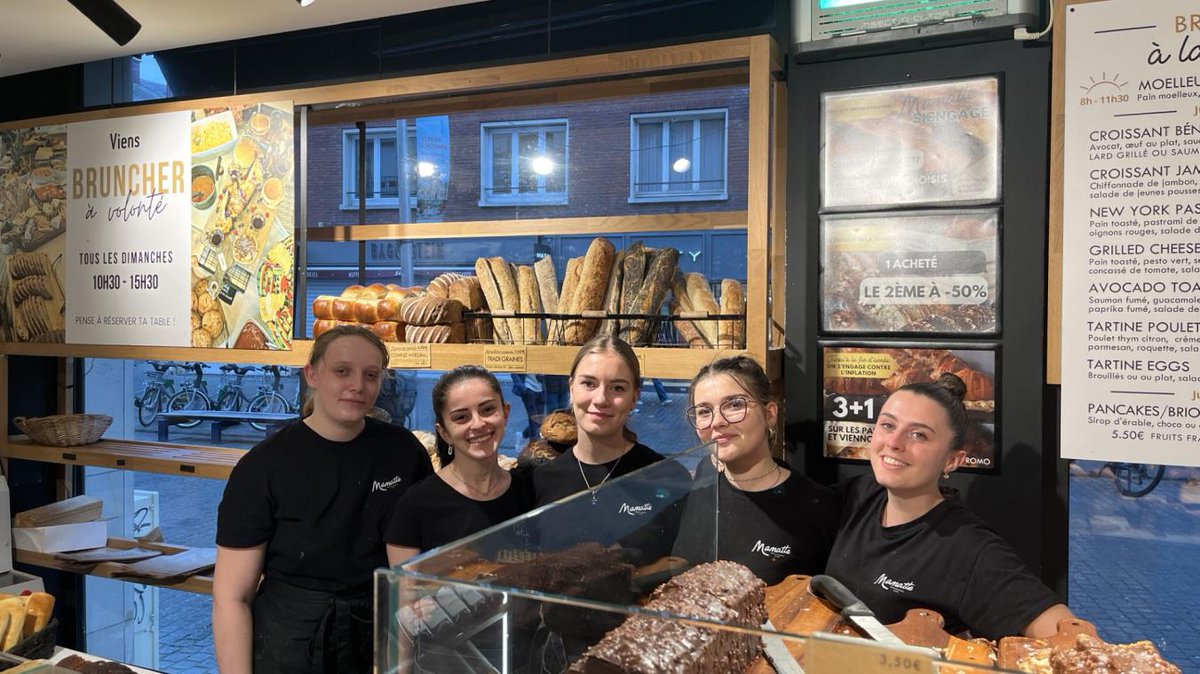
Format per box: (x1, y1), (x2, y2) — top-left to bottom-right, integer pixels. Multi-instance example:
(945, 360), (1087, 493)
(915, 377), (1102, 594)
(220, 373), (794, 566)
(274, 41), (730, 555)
(6, 251), (65, 342)
(998, 618), (1099, 672)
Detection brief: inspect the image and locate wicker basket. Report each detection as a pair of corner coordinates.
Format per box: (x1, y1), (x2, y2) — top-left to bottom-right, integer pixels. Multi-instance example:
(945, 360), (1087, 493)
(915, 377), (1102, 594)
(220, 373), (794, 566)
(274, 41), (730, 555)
(13, 414), (112, 446)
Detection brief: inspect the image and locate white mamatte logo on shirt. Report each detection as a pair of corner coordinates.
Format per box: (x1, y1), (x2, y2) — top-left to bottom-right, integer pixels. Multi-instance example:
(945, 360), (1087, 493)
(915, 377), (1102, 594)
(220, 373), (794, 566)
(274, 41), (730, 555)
(873, 573), (915, 594)
(618, 502), (653, 516)
(751, 540), (792, 560)
(372, 475), (403, 493)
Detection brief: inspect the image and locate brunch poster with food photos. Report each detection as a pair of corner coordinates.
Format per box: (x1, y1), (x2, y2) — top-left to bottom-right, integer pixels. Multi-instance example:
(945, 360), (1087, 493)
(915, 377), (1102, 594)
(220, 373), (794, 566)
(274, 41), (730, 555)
(189, 102), (295, 350)
(0, 125), (69, 343)
(821, 76), (1001, 211)
(821, 344), (998, 472)
(66, 112), (193, 346)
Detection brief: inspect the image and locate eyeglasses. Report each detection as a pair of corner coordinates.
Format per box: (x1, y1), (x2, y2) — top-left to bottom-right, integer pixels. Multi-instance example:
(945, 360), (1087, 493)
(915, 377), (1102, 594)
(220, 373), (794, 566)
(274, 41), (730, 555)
(686, 396), (758, 430)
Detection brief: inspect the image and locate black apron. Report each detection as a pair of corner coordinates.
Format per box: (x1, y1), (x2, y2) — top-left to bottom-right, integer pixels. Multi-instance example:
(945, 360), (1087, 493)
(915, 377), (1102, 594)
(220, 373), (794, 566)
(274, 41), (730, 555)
(253, 576), (373, 674)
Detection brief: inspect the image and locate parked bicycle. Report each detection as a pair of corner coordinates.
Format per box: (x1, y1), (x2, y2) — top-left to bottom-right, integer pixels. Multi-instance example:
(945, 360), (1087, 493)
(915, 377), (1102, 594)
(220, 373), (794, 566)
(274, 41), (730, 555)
(245, 364), (294, 430)
(165, 362), (212, 428)
(1105, 462), (1166, 498)
(134, 361), (178, 427)
(215, 364), (258, 412)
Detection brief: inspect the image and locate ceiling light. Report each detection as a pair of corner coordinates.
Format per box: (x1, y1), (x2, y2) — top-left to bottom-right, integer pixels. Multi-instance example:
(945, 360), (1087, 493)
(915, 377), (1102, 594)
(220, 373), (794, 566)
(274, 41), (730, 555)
(531, 156), (554, 176)
(672, 157), (691, 173)
(416, 162), (436, 178)
(67, 0), (141, 46)
(297, 0), (317, 6)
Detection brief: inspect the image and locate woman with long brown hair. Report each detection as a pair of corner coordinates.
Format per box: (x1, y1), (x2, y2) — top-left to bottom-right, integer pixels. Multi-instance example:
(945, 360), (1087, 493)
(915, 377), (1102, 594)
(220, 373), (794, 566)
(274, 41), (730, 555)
(213, 325), (433, 673)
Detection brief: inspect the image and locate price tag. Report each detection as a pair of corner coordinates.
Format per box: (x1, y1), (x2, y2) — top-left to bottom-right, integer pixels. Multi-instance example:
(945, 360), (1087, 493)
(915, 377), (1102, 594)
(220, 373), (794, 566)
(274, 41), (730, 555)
(388, 343), (431, 368)
(806, 633), (934, 674)
(484, 345), (527, 372)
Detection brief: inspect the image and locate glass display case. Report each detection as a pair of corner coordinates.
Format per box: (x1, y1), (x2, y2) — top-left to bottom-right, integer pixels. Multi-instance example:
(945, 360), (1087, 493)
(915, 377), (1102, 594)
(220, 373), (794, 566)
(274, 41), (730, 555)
(375, 443), (1026, 674)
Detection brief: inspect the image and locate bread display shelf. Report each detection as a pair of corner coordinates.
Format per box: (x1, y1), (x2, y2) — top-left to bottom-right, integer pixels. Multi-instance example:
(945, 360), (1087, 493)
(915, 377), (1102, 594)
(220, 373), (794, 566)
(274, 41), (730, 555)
(305, 212), (748, 243)
(2, 436), (244, 480)
(462, 310), (746, 349)
(0, 341), (768, 379)
(15, 537), (213, 596)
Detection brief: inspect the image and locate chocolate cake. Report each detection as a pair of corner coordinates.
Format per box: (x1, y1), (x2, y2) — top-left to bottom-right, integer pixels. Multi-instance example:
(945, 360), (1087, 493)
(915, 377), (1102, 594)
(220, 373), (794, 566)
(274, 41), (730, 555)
(568, 561), (767, 673)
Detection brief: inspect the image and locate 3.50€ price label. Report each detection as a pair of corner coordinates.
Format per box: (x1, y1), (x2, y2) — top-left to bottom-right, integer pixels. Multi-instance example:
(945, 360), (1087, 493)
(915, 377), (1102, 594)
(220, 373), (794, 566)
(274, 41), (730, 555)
(806, 633), (934, 674)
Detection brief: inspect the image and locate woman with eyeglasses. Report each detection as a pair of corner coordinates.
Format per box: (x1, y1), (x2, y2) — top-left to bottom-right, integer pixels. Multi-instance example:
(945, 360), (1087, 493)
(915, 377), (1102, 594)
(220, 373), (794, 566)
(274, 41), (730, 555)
(532, 335), (691, 562)
(673, 355), (839, 584)
(825, 373), (1072, 639)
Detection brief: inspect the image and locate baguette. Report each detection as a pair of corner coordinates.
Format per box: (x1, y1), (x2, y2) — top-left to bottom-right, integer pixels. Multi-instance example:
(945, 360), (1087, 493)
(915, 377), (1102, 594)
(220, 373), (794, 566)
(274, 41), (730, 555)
(488, 257), (521, 343)
(552, 257), (584, 344)
(22, 592), (54, 638)
(474, 257), (513, 344)
(670, 299), (712, 348)
(685, 273), (720, 345)
(564, 238), (616, 345)
(0, 596), (26, 650)
(719, 279), (745, 349)
(598, 249), (625, 337)
(671, 271), (694, 313)
(534, 256), (559, 314)
(619, 242), (647, 315)
(516, 265), (543, 345)
(620, 247), (679, 346)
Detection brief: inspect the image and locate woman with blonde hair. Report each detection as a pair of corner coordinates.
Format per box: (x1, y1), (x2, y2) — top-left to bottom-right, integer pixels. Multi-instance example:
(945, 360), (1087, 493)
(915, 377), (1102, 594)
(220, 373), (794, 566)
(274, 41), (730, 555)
(214, 325), (433, 673)
(673, 354), (839, 583)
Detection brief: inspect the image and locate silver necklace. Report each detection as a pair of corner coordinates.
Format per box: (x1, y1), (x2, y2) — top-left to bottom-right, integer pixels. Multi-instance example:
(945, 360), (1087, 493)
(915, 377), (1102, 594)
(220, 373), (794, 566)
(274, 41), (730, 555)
(578, 453), (623, 505)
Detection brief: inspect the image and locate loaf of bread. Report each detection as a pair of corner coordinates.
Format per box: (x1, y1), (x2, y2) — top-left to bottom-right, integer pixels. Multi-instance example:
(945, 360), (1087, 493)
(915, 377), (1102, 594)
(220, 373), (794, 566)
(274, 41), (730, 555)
(312, 295), (338, 320)
(384, 285), (417, 302)
(564, 238), (616, 345)
(671, 271), (694, 312)
(370, 321), (404, 342)
(401, 296), (464, 326)
(517, 265), (543, 345)
(368, 283), (391, 299)
(620, 247), (679, 346)
(620, 242), (647, 315)
(686, 273), (720, 345)
(376, 297), (403, 322)
(427, 272), (464, 299)
(0, 595), (26, 649)
(22, 592), (54, 639)
(551, 257), (584, 344)
(312, 319), (340, 338)
(356, 299), (387, 324)
(598, 249), (625, 337)
(718, 279), (745, 349)
(475, 257), (513, 344)
(405, 323), (466, 344)
(449, 276), (484, 310)
(670, 299), (712, 348)
(331, 297), (357, 321)
(487, 258), (521, 341)
(534, 256), (560, 314)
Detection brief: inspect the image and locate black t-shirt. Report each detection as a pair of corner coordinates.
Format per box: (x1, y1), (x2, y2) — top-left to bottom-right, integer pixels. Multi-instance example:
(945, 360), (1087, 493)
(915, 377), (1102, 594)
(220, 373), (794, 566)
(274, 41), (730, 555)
(531, 443), (692, 562)
(385, 469), (535, 552)
(216, 418), (434, 592)
(825, 475), (1062, 640)
(673, 466), (839, 585)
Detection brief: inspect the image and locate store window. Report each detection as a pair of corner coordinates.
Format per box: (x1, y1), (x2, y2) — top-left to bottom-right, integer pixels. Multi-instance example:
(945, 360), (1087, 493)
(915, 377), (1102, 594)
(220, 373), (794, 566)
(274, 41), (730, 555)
(479, 119), (568, 206)
(341, 125), (418, 210)
(629, 109), (728, 203)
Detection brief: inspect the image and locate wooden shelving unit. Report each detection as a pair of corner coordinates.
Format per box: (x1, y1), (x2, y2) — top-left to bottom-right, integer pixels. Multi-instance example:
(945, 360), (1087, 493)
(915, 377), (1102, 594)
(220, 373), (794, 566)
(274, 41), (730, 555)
(3, 436), (242, 480)
(16, 537), (213, 596)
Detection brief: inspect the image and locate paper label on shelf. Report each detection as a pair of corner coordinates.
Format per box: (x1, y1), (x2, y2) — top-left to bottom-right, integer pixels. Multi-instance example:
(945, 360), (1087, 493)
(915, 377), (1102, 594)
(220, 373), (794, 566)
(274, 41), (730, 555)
(484, 346), (526, 371)
(389, 343), (430, 368)
(806, 634), (933, 674)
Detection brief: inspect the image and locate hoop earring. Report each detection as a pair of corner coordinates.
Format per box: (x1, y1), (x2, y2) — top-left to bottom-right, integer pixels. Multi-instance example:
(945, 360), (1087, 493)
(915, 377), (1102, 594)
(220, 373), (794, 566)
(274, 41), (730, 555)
(448, 445), (454, 456)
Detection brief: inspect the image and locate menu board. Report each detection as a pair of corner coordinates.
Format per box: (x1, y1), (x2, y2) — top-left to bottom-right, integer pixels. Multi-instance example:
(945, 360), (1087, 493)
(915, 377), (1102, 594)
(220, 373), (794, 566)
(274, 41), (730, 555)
(1062, 1), (1200, 467)
(0, 101), (295, 349)
(822, 77), (1001, 211)
(0, 126), (68, 342)
(822, 344), (997, 472)
(821, 210), (999, 334)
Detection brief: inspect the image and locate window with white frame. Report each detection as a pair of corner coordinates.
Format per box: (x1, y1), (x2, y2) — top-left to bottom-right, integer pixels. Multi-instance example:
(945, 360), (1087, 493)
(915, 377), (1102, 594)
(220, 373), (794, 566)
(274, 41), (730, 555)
(341, 126), (418, 210)
(480, 120), (568, 206)
(630, 109), (727, 202)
